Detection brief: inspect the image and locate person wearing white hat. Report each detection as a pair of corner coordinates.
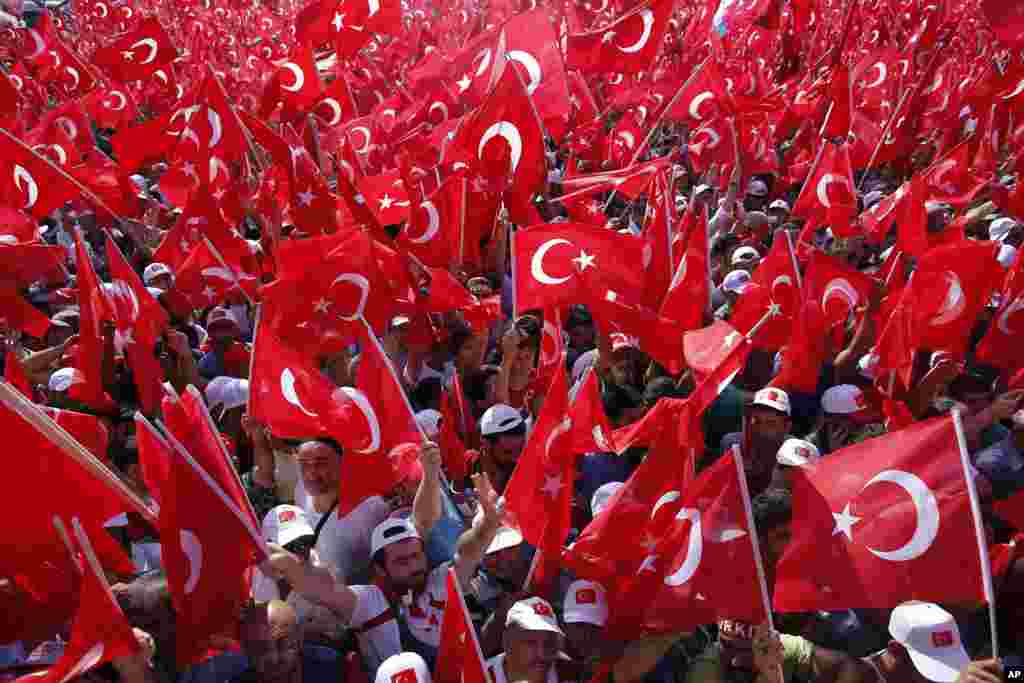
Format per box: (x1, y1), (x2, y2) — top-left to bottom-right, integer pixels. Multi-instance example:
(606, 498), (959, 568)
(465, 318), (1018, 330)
(722, 269), (752, 295)
(810, 385), (882, 455)
(142, 262), (173, 290)
(989, 217), (1017, 243)
(414, 409), (442, 440)
(560, 580), (609, 664)
(478, 404), (528, 493)
(375, 652), (432, 683)
(264, 469), (505, 674)
(730, 246), (762, 268)
(771, 439), (821, 490)
(721, 388), (793, 495)
(590, 481), (624, 518)
(856, 602), (970, 683)
(486, 597), (564, 683)
(47, 366), (84, 395)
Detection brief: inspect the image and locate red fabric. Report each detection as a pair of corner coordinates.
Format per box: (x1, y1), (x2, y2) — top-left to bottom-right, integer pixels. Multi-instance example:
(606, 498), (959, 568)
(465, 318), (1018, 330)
(975, 248), (1024, 372)
(40, 407), (110, 464)
(135, 415), (172, 511)
(566, 0), (675, 76)
(503, 360), (573, 592)
(435, 568), (488, 683)
(660, 200), (709, 331)
(791, 141), (857, 237)
(774, 417), (987, 611)
(5, 350), (32, 398)
(0, 129), (83, 219)
(569, 369), (616, 455)
(72, 230), (114, 412)
(19, 524), (140, 683)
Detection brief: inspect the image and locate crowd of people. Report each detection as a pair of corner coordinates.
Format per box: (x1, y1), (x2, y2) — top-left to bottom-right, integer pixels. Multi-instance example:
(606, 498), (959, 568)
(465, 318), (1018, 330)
(2, 0), (1024, 680)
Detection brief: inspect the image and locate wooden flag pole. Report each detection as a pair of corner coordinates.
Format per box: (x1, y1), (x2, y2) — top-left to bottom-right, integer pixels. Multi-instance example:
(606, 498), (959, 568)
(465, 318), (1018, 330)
(953, 410), (999, 658)
(0, 381), (157, 525)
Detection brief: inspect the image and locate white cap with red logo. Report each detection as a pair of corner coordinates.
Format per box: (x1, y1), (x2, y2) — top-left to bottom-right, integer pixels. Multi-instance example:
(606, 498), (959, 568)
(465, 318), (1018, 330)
(821, 384), (869, 416)
(375, 652), (432, 683)
(752, 388), (790, 416)
(609, 333), (640, 353)
(775, 438), (821, 467)
(506, 597), (564, 635)
(562, 580), (608, 627)
(261, 505), (314, 547)
(888, 602), (969, 682)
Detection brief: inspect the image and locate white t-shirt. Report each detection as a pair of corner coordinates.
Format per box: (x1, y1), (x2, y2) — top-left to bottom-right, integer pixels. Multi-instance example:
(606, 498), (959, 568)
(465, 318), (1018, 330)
(486, 653), (560, 683)
(293, 478), (391, 583)
(347, 563), (450, 674)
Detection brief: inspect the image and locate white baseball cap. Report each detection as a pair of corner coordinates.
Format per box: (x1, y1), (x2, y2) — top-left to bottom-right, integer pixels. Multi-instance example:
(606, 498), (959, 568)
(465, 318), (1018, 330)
(262, 505), (314, 547)
(414, 409), (442, 439)
(731, 246), (761, 265)
(609, 333), (640, 353)
(590, 481), (624, 517)
(821, 384), (869, 416)
(768, 199), (791, 212)
(506, 597), (564, 635)
(776, 438), (821, 467)
(375, 652), (432, 683)
(562, 580), (609, 627)
(371, 517), (421, 557)
(858, 353), (879, 380)
(998, 243), (1017, 269)
(479, 404), (525, 437)
(694, 184), (713, 196)
(752, 387), (790, 415)
(989, 217), (1016, 242)
(747, 179), (769, 197)
(143, 262), (173, 284)
(485, 526), (524, 555)
(888, 602), (969, 682)
(205, 377), (250, 413)
(722, 269), (752, 294)
(48, 367), (84, 393)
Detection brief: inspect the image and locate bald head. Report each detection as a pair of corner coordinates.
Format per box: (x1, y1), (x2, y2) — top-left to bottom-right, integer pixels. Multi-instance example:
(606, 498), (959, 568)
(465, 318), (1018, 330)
(296, 440), (341, 497)
(239, 601), (303, 681)
(240, 600), (298, 641)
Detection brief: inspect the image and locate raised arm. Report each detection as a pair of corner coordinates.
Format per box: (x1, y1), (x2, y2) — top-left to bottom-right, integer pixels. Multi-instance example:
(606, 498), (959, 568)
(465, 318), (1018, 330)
(453, 472), (501, 588)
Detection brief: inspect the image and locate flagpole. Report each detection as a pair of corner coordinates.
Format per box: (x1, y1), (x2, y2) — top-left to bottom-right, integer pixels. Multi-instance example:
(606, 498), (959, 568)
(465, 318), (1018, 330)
(153, 413), (270, 557)
(952, 410), (999, 658)
(359, 316), (429, 444)
(247, 304), (261, 418)
(627, 57), (710, 168)
(782, 229), (802, 290)
(0, 381), (157, 525)
(182, 384), (262, 529)
(52, 516), (83, 575)
(510, 223), (518, 319)
(732, 445), (786, 683)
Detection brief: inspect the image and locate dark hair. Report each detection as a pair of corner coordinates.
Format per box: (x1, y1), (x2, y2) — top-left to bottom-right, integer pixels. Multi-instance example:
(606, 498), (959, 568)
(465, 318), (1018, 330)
(602, 383), (643, 423)
(481, 421), (527, 442)
(751, 488), (793, 537)
(448, 321), (477, 358)
(411, 377), (443, 412)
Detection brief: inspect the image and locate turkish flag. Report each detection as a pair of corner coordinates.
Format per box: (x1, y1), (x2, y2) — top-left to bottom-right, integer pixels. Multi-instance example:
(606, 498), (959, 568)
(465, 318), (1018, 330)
(72, 229), (115, 413)
(334, 324), (421, 516)
(802, 251), (874, 333)
(435, 567), (488, 683)
(0, 282), (53, 338)
(249, 322), (337, 440)
(438, 377), (473, 483)
(663, 58), (732, 125)
(682, 321), (745, 381)
(162, 385), (260, 531)
(149, 412), (266, 664)
(41, 406), (110, 464)
(261, 43), (323, 117)
(106, 236), (168, 414)
(152, 191), (222, 271)
(0, 130), (82, 219)
(451, 65), (545, 226)
(360, 171), (412, 227)
(569, 369), (616, 455)
(92, 17), (176, 82)
(584, 285), (686, 375)
(175, 239), (259, 309)
(820, 63), (852, 140)
(921, 140), (987, 210)
(790, 141), (857, 237)
(23, 520), (140, 683)
(400, 172), (466, 269)
(895, 176), (930, 258)
(688, 117), (736, 174)
(660, 200), (709, 331)
(135, 414), (172, 511)
(503, 8), (572, 142)
(566, 0), (674, 75)
(774, 416), (987, 611)
(976, 250), (1024, 372)
(559, 159), (672, 199)
(514, 222), (646, 313)
(504, 360), (573, 591)
(639, 171), (674, 308)
(909, 240), (1000, 355)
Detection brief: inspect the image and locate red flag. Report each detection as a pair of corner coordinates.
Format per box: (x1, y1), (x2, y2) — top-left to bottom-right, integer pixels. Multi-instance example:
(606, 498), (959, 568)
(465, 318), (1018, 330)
(261, 43), (323, 117)
(452, 65), (545, 226)
(981, 0), (1024, 47)
(513, 222), (646, 313)
(569, 368), (616, 455)
(802, 251), (875, 333)
(106, 236), (168, 414)
(663, 59), (732, 125)
(135, 413), (172, 511)
(249, 322), (338, 440)
(22, 519), (140, 683)
(910, 240), (1000, 355)
(976, 250), (1024, 372)
(0, 130), (82, 219)
(435, 567), (489, 683)
(155, 416), (267, 664)
(5, 349), (32, 398)
(566, 0), (675, 75)
(40, 406), (111, 464)
(72, 230), (114, 412)
(503, 359), (573, 592)
(92, 17), (176, 82)
(774, 417), (988, 611)
(660, 201), (709, 331)
(790, 141), (857, 236)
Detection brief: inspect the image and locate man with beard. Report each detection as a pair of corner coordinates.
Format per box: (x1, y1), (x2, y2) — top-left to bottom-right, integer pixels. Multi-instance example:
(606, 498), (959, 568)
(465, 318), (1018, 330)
(720, 389), (794, 495)
(264, 472), (503, 676)
(234, 601), (341, 683)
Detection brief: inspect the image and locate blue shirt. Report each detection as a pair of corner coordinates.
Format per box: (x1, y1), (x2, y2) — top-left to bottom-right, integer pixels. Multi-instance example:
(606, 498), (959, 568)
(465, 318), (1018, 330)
(974, 434), (1024, 499)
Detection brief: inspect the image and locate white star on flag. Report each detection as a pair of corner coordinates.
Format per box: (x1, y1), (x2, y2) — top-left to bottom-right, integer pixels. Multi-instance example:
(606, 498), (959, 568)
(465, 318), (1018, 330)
(602, 31), (616, 43)
(832, 503), (861, 541)
(182, 162), (197, 179)
(121, 50), (135, 61)
(332, 12), (345, 30)
(572, 250), (596, 272)
(456, 73), (472, 92)
(378, 193), (394, 209)
(297, 190), (315, 207)
(202, 285), (216, 300)
(541, 473), (564, 498)
(637, 555), (658, 573)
